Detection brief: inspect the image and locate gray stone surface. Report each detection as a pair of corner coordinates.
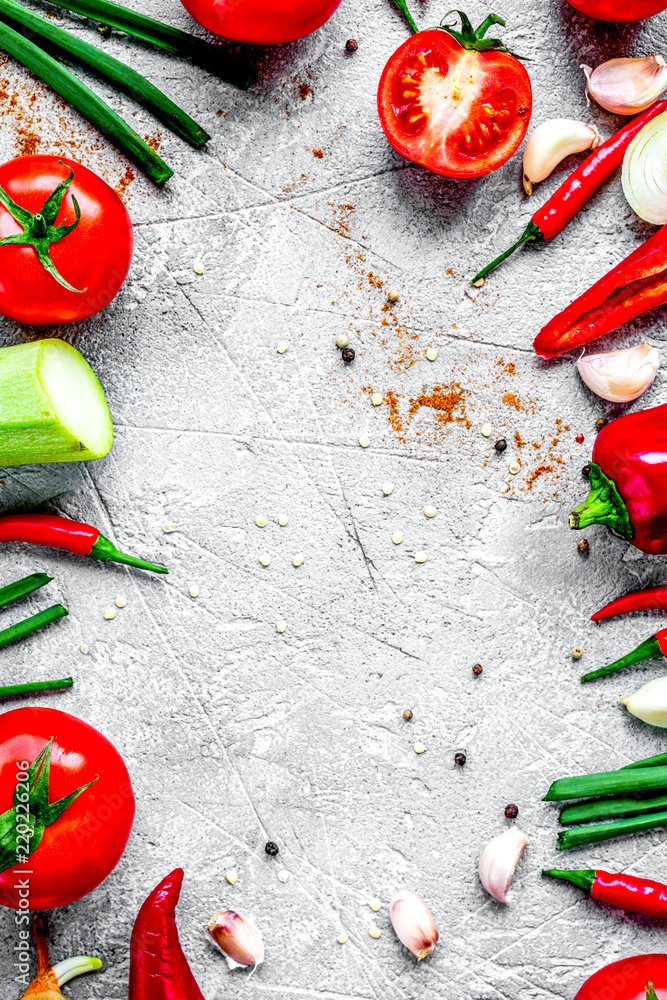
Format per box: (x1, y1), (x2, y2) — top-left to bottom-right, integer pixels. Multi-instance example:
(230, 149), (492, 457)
(0, 0), (666, 997)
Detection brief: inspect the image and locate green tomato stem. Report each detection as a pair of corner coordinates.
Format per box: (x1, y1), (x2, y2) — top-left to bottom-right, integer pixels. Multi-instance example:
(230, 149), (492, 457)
(390, 0), (419, 34)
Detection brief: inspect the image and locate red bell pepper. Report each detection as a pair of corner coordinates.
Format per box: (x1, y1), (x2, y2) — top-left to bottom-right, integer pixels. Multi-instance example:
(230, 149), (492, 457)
(569, 404), (667, 554)
(574, 957), (667, 1000)
(545, 868), (667, 918)
(130, 869), (206, 1000)
(534, 223), (667, 358)
(580, 627), (667, 682)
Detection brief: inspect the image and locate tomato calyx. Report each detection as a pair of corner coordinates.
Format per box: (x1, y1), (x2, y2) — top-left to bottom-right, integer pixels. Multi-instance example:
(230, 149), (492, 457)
(647, 986), (659, 1000)
(0, 163), (87, 293)
(0, 736), (98, 875)
(440, 10), (529, 60)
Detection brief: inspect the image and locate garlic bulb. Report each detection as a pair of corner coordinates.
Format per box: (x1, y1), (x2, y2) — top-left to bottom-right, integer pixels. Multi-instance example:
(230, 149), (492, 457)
(522, 120), (601, 195)
(577, 343), (660, 403)
(584, 56), (667, 115)
(207, 911), (264, 969)
(478, 827), (528, 903)
(389, 890), (439, 960)
(622, 676), (667, 728)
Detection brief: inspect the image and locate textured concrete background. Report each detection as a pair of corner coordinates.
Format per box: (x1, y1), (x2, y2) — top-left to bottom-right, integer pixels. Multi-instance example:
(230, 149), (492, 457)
(0, 0), (666, 997)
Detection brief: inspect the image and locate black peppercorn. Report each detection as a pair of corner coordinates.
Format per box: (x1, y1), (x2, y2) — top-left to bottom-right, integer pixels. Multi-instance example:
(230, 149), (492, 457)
(345, 38), (358, 52)
(582, 464), (591, 479)
(264, 841), (279, 857)
(342, 347), (355, 363)
(577, 538), (589, 553)
(98, 22), (112, 36)
(454, 752), (466, 766)
(494, 438), (507, 453)
(595, 417), (608, 431)
(403, 709), (413, 720)
(472, 663), (483, 676)
(505, 803), (519, 819)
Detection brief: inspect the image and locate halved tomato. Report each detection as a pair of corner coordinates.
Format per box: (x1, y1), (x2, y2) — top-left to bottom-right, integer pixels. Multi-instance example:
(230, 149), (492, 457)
(377, 15), (532, 179)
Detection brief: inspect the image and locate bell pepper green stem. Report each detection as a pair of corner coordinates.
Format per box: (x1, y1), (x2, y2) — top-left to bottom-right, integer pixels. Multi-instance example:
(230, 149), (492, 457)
(581, 634), (663, 683)
(0, 572), (51, 609)
(568, 462), (634, 539)
(542, 868), (596, 894)
(560, 793), (667, 825)
(89, 532), (168, 574)
(557, 809), (667, 850)
(0, 19), (173, 185)
(471, 221), (541, 284)
(0, 0), (210, 148)
(544, 765), (667, 801)
(0, 677), (73, 699)
(390, 0), (419, 34)
(53, 955), (103, 987)
(0, 604), (68, 649)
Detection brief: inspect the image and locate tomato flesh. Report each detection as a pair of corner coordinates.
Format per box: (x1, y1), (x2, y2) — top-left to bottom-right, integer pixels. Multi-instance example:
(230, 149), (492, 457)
(0, 707), (135, 911)
(567, 0), (667, 18)
(378, 30), (532, 179)
(179, 0), (343, 43)
(0, 155), (132, 326)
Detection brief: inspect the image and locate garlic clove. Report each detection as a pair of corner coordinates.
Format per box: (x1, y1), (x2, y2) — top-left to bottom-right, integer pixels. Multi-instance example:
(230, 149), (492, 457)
(207, 911), (265, 969)
(522, 120), (601, 195)
(584, 55), (667, 116)
(622, 676), (667, 728)
(577, 343), (660, 403)
(478, 827), (528, 903)
(389, 890), (439, 960)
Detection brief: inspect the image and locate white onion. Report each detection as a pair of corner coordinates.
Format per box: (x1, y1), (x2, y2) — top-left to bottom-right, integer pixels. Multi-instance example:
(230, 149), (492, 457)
(622, 111), (667, 223)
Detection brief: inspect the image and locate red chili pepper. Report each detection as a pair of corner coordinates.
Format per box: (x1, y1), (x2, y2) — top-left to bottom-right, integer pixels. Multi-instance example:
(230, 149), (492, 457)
(471, 100), (667, 284)
(533, 221), (667, 357)
(130, 869), (205, 1000)
(574, 956), (667, 1000)
(0, 514), (167, 574)
(569, 404), (667, 555)
(580, 627), (667, 682)
(545, 868), (667, 918)
(592, 585), (667, 621)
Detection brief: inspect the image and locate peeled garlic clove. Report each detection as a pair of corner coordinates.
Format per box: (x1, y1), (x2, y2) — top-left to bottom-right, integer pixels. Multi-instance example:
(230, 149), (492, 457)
(577, 343), (660, 403)
(584, 56), (667, 116)
(622, 676), (667, 728)
(389, 890), (439, 960)
(207, 911), (264, 969)
(478, 827), (528, 903)
(522, 120), (601, 195)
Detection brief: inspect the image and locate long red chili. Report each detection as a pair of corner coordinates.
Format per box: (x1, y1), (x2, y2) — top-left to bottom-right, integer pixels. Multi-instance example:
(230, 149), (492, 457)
(0, 514), (167, 574)
(471, 100), (667, 283)
(593, 585), (667, 621)
(534, 221), (667, 357)
(130, 868), (206, 1000)
(545, 868), (667, 918)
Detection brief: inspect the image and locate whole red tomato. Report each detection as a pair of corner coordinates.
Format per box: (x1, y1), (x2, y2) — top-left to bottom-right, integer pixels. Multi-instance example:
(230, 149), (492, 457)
(0, 706), (135, 910)
(377, 13), (532, 179)
(179, 0), (342, 43)
(567, 0), (667, 19)
(575, 956), (667, 1000)
(0, 155), (132, 326)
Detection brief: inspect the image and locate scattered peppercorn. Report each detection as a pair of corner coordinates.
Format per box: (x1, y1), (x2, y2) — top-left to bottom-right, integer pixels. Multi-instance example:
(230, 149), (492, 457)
(345, 38), (358, 52)
(595, 417), (608, 431)
(472, 663), (483, 676)
(98, 22), (112, 36)
(403, 709), (413, 720)
(582, 464), (591, 479)
(342, 347), (355, 363)
(577, 538), (590, 553)
(387, 289), (399, 302)
(575, 433), (584, 444)
(571, 647), (583, 660)
(454, 752), (466, 766)
(265, 841), (279, 857)
(505, 803), (519, 819)
(494, 438), (507, 453)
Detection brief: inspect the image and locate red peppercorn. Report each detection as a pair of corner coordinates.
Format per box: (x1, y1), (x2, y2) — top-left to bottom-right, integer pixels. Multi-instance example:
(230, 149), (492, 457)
(575, 433), (584, 444)
(342, 347), (355, 364)
(345, 38), (358, 52)
(472, 663), (483, 676)
(454, 752), (466, 766)
(505, 803), (519, 819)
(577, 538), (589, 553)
